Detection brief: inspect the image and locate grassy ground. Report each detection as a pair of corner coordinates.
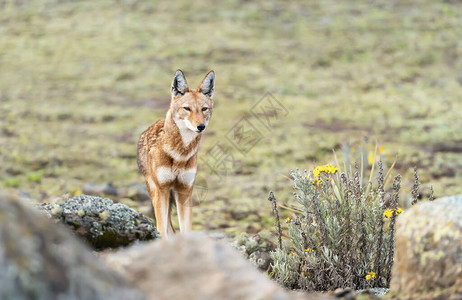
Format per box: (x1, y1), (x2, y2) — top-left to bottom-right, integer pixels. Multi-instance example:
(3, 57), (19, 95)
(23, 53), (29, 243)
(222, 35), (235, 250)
(1, 0), (462, 236)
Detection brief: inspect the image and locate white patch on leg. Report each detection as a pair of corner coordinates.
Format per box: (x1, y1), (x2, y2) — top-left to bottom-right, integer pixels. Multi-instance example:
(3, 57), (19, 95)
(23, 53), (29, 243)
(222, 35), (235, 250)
(174, 189), (192, 232)
(162, 205), (174, 237)
(179, 207), (191, 232)
(146, 177), (156, 191)
(182, 203), (191, 232)
(178, 168), (197, 186)
(156, 166), (176, 184)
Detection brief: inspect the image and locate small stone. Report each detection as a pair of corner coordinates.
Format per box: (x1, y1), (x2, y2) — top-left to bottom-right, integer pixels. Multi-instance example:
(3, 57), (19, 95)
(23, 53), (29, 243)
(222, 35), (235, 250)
(82, 182), (118, 196)
(334, 287), (354, 298)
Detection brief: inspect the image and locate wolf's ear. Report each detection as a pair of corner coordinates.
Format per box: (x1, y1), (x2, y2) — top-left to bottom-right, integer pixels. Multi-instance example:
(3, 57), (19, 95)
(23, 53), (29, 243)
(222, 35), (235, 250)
(171, 70), (188, 98)
(199, 70), (215, 98)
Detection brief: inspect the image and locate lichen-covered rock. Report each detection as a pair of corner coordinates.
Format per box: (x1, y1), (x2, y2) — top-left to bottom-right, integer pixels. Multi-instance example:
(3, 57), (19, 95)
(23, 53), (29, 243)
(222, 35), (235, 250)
(0, 192), (145, 300)
(101, 232), (331, 300)
(390, 195), (462, 299)
(37, 195), (160, 250)
(232, 230), (276, 271)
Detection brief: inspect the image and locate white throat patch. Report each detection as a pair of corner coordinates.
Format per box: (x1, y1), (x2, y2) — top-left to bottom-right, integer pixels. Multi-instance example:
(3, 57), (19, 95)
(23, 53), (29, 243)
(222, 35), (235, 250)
(174, 118), (199, 146)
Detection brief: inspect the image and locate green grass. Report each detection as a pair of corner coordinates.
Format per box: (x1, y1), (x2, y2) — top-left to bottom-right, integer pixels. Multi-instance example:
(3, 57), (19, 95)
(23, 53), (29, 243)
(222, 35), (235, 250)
(1, 0), (462, 236)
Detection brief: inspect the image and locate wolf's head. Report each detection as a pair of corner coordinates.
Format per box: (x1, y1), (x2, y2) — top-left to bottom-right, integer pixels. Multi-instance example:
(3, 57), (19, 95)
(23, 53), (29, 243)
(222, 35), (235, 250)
(170, 70), (214, 135)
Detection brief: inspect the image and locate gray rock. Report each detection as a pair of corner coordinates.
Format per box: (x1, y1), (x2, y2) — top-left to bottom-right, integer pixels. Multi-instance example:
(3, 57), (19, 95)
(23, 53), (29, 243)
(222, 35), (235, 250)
(101, 232), (331, 300)
(356, 287), (389, 297)
(36, 195), (160, 250)
(390, 195), (462, 299)
(232, 230), (276, 271)
(82, 182), (118, 196)
(82, 182), (151, 202)
(118, 183), (151, 201)
(0, 192), (145, 300)
(333, 287), (355, 299)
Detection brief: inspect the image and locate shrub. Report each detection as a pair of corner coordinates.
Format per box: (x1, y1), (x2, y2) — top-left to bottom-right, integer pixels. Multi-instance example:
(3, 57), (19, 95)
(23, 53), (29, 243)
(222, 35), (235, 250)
(268, 158), (424, 291)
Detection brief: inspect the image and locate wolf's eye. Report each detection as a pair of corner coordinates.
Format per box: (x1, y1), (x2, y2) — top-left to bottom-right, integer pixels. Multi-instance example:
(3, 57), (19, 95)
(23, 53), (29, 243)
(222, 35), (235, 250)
(184, 107), (191, 111)
(202, 107), (208, 111)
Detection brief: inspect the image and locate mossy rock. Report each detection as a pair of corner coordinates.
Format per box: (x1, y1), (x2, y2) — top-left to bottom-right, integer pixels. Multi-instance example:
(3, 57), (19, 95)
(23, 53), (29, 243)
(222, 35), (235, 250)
(37, 195), (160, 250)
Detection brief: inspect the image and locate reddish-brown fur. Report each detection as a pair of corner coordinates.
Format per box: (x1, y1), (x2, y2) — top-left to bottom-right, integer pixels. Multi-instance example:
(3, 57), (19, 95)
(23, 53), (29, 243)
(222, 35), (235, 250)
(137, 70), (214, 237)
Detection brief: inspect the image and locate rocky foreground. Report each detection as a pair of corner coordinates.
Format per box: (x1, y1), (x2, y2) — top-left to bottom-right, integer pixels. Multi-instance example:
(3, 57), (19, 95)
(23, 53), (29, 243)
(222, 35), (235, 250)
(0, 193), (461, 300)
(0, 193), (144, 300)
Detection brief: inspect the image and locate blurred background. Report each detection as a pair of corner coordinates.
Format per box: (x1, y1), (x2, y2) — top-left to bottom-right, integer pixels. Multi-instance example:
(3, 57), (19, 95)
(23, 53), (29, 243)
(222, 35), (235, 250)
(1, 0), (461, 236)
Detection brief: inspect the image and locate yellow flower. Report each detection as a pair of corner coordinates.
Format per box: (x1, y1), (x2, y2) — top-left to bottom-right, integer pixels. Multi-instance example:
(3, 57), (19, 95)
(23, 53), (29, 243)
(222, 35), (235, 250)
(368, 152), (375, 165)
(327, 164), (339, 174)
(313, 164), (338, 177)
(312, 178), (320, 185)
(379, 145), (385, 154)
(366, 271), (376, 280)
(383, 209), (393, 218)
(384, 208), (404, 218)
(313, 167), (321, 178)
(285, 217), (291, 223)
(304, 248), (310, 252)
(289, 251), (295, 256)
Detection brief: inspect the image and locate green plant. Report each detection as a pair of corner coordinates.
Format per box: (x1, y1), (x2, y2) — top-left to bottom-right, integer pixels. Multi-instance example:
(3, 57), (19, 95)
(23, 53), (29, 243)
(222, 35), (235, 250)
(269, 157), (420, 291)
(4, 177), (21, 187)
(26, 170), (44, 183)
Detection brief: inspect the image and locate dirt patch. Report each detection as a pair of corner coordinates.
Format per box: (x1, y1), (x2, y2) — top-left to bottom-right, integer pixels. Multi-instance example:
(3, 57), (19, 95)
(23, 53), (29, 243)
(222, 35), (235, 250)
(427, 144), (462, 154)
(303, 119), (370, 133)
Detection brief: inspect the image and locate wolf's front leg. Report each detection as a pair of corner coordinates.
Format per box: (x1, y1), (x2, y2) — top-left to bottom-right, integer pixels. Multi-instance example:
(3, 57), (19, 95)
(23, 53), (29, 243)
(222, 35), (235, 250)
(174, 186), (193, 232)
(154, 186), (174, 237)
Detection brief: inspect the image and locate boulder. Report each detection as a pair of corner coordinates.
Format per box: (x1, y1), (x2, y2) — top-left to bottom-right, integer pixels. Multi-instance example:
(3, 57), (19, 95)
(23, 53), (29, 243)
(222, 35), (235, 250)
(101, 232), (332, 300)
(36, 195), (160, 250)
(390, 195), (462, 299)
(0, 192), (145, 300)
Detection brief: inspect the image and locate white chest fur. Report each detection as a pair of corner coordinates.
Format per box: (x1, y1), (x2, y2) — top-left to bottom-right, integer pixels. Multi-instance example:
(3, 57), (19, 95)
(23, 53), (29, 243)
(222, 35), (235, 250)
(177, 168), (197, 186)
(155, 166), (197, 186)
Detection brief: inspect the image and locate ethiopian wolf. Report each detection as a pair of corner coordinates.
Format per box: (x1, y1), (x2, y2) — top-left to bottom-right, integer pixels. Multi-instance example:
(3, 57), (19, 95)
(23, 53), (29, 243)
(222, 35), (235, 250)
(137, 70), (215, 237)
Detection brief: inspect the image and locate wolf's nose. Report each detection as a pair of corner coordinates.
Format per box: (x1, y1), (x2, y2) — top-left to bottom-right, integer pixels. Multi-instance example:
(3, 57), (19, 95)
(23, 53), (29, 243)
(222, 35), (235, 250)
(197, 124), (206, 132)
